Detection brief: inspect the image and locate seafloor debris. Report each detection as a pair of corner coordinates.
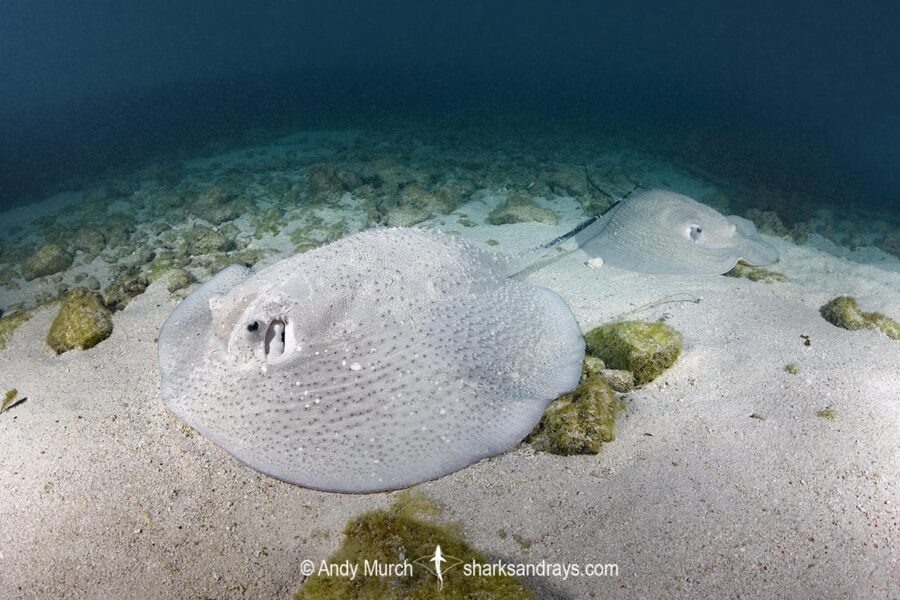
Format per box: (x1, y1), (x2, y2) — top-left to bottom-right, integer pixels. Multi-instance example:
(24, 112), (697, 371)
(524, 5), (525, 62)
(584, 320), (683, 386)
(1, 389), (26, 414)
(529, 358), (623, 455)
(724, 261), (788, 283)
(294, 493), (531, 599)
(819, 296), (899, 340)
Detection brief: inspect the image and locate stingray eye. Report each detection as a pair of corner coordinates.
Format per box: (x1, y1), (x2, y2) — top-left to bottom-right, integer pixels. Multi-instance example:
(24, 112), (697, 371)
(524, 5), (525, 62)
(689, 225), (703, 242)
(246, 320), (260, 332)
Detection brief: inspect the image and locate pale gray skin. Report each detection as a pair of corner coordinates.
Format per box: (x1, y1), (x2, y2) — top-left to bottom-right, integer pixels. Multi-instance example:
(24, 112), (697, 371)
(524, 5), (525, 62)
(578, 190), (780, 274)
(158, 228), (585, 493)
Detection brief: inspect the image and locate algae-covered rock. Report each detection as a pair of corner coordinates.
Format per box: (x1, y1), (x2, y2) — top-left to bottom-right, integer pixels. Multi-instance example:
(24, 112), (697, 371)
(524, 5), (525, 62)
(104, 214), (137, 248)
(142, 250), (189, 283)
(205, 248), (267, 273)
(0, 312), (31, 350)
(820, 296), (899, 340)
(189, 185), (247, 224)
(103, 271), (149, 311)
(384, 205), (433, 227)
(399, 184), (458, 215)
(598, 369), (635, 392)
(529, 362), (623, 455)
(487, 193), (559, 225)
(875, 315), (900, 340)
(307, 163), (345, 203)
(47, 288), (113, 353)
(72, 228), (107, 253)
(187, 226), (232, 254)
(546, 164), (590, 198)
(295, 493), (531, 600)
(165, 269), (196, 294)
(724, 261), (787, 283)
(22, 243), (73, 280)
(584, 320), (682, 385)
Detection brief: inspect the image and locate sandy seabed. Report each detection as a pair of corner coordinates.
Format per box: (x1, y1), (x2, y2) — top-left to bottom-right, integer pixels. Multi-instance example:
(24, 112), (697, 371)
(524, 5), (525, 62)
(0, 132), (898, 599)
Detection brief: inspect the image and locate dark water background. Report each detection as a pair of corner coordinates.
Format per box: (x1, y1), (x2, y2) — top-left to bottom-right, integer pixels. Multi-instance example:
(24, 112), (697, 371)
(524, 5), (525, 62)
(1, 1), (898, 211)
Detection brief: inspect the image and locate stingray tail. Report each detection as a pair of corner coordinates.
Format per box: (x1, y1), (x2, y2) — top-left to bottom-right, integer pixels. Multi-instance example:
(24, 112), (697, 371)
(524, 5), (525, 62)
(506, 183), (640, 278)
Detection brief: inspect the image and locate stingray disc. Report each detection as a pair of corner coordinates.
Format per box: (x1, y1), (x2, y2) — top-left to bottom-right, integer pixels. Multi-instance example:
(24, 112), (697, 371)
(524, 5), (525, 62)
(158, 228), (584, 492)
(581, 189), (779, 274)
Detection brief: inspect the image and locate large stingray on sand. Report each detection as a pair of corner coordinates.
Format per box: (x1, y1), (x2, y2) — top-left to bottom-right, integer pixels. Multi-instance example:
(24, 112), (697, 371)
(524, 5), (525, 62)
(158, 228), (585, 493)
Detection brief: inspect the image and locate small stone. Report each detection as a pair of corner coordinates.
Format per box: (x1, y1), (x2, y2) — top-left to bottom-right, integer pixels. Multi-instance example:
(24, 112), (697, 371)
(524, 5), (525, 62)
(547, 165), (590, 197)
(385, 206), (433, 227)
(307, 164), (345, 203)
(104, 271), (149, 311)
(188, 226), (232, 254)
(598, 369), (635, 392)
(166, 269), (196, 294)
(72, 228), (107, 254)
(189, 185), (246, 224)
(487, 193), (558, 225)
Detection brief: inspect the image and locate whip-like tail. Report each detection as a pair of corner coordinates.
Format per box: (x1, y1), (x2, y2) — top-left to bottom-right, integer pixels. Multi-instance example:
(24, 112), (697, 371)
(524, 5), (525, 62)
(506, 182), (640, 278)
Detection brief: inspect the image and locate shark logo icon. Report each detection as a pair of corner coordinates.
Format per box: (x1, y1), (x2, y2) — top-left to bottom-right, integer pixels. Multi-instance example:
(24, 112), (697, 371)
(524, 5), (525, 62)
(413, 545), (463, 591)
(432, 545), (447, 590)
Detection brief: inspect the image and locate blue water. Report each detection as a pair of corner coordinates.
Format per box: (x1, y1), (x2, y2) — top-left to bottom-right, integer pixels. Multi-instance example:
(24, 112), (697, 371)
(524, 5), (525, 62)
(1, 1), (898, 209)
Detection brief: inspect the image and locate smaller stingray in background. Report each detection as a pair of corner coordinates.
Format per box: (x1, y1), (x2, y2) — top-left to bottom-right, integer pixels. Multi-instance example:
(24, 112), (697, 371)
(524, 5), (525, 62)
(510, 189), (780, 276)
(158, 228), (585, 493)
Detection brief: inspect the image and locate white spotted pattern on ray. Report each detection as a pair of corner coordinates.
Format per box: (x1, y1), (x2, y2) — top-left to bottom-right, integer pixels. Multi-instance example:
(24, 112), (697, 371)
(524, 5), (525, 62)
(581, 189), (780, 274)
(158, 228), (584, 493)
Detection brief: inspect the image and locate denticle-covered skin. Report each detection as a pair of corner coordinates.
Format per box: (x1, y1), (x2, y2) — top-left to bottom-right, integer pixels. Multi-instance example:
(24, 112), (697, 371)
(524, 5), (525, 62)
(581, 189), (780, 274)
(158, 228), (585, 493)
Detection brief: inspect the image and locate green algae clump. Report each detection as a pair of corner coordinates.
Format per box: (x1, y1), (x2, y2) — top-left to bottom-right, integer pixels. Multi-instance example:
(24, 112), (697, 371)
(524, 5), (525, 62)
(295, 493), (532, 600)
(47, 288), (113, 353)
(0, 312), (31, 351)
(816, 407), (837, 421)
(584, 320), (682, 386)
(529, 360), (623, 455)
(820, 296), (900, 340)
(724, 261), (787, 283)
(22, 243), (73, 280)
(1, 389), (22, 414)
(784, 363), (800, 375)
